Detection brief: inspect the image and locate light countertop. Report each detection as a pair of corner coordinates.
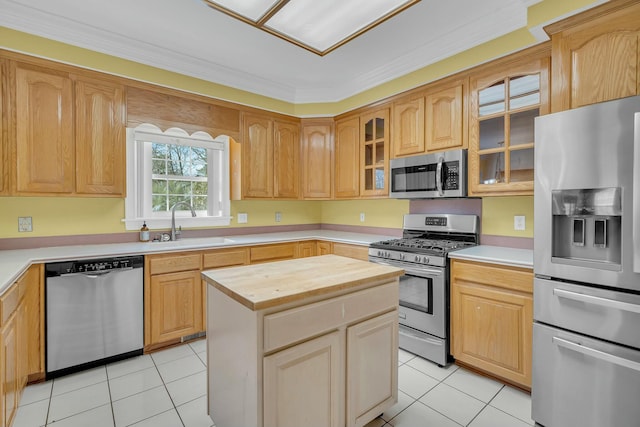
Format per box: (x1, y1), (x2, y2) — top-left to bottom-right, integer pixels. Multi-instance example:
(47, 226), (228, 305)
(202, 254), (403, 311)
(448, 245), (533, 269)
(0, 230), (394, 295)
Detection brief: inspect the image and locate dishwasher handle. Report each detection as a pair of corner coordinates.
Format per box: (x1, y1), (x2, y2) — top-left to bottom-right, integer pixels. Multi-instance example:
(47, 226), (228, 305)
(58, 268), (136, 278)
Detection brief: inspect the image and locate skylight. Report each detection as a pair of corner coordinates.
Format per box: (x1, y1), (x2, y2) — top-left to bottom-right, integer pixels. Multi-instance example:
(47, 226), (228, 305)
(202, 0), (420, 56)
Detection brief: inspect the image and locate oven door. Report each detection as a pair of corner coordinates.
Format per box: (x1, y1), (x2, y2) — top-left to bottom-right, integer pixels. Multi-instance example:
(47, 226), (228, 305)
(369, 258), (446, 338)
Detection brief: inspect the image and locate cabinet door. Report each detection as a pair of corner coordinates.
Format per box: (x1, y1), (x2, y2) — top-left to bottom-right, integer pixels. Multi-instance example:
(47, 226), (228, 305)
(15, 64), (74, 194)
(301, 122), (333, 199)
(335, 117), (360, 198)
(263, 331), (342, 427)
(317, 241), (332, 256)
(273, 121), (299, 199)
(242, 114), (273, 198)
(0, 61), (6, 195)
(297, 241), (316, 258)
(360, 109), (389, 197)
(1, 313), (18, 427)
(346, 310), (398, 427)
(392, 96), (425, 157)
(451, 275), (532, 388)
(75, 77), (125, 195)
(149, 270), (203, 345)
(21, 264), (43, 379)
(468, 53), (549, 196)
(549, 2), (640, 111)
(425, 83), (464, 152)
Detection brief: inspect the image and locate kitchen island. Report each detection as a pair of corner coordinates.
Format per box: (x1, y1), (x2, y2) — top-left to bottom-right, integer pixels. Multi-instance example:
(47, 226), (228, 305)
(201, 254), (403, 427)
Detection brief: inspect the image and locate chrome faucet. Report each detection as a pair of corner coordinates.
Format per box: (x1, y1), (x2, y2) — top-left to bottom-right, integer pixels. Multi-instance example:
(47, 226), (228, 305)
(170, 201), (196, 241)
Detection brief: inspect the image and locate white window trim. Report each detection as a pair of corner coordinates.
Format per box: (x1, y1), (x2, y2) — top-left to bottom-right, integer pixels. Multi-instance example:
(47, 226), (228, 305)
(123, 123), (232, 230)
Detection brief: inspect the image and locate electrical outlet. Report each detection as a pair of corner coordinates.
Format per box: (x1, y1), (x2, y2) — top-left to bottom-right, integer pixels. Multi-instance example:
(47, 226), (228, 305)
(237, 213), (248, 224)
(359, 212), (365, 222)
(275, 212), (282, 222)
(514, 215), (526, 231)
(18, 216), (33, 232)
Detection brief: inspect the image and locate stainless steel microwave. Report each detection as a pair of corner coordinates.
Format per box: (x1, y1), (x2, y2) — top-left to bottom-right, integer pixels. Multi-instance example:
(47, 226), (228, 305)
(389, 149), (467, 199)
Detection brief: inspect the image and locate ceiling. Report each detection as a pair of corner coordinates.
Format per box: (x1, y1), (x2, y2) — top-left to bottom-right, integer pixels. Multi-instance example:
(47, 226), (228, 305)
(0, 0), (593, 105)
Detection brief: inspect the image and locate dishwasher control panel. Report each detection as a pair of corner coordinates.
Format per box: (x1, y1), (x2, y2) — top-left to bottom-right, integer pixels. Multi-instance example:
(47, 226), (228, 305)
(46, 255), (144, 276)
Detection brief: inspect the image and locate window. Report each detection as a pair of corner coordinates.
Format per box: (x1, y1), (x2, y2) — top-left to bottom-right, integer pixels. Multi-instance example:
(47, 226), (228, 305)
(124, 124), (231, 230)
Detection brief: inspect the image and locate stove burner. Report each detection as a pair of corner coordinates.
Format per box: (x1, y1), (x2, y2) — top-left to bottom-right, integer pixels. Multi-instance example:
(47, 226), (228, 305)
(370, 238), (475, 255)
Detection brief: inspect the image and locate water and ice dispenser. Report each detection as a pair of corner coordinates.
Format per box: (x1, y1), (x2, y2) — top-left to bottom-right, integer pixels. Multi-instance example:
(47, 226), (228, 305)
(551, 188), (621, 269)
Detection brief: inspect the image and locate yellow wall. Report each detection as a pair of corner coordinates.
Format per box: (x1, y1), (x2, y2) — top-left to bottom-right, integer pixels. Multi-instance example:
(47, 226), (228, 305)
(482, 196), (534, 238)
(319, 199), (410, 229)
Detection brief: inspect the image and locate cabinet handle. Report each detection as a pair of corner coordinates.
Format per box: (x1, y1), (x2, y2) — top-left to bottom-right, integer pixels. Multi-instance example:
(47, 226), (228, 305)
(553, 288), (640, 314)
(553, 336), (640, 373)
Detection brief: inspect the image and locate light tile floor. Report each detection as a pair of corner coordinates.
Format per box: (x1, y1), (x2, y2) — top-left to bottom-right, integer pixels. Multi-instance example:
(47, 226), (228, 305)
(14, 342), (533, 427)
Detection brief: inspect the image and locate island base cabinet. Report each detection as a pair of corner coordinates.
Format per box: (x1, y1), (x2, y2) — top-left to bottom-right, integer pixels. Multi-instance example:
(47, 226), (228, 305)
(263, 331), (342, 427)
(346, 310), (398, 427)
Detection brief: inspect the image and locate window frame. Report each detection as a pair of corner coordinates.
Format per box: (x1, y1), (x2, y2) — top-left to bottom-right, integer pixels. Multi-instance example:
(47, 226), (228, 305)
(124, 124), (231, 231)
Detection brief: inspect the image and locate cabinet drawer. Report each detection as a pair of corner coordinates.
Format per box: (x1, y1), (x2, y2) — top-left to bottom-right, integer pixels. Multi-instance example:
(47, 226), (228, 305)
(0, 282), (20, 325)
(332, 243), (369, 261)
(263, 281), (398, 353)
(451, 259), (533, 293)
(148, 253), (202, 275)
(203, 248), (249, 269)
(250, 243), (297, 264)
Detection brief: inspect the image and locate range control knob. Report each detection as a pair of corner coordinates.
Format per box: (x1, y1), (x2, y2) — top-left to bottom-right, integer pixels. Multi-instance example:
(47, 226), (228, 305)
(399, 253), (405, 261)
(414, 255), (420, 262)
(423, 257), (430, 264)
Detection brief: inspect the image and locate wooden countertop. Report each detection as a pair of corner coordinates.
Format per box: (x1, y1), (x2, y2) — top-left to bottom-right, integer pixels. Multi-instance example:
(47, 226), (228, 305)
(202, 254), (404, 311)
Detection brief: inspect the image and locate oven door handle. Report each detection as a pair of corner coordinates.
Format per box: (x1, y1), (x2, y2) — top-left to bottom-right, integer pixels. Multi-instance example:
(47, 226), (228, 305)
(372, 260), (443, 277)
(553, 336), (640, 372)
(436, 156), (444, 196)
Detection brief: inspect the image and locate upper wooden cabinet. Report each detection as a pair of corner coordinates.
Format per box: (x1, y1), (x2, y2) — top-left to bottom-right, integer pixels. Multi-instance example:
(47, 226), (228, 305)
(14, 63), (74, 194)
(425, 81), (465, 152)
(392, 96), (425, 157)
(11, 60), (125, 197)
(334, 116), (360, 199)
(547, 1), (640, 112)
(468, 47), (550, 196)
(391, 79), (467, 158)
(301, 120), (333, 199)
(360, 108), (390, 197)
(0, 60), (6, 196)
(75, 76), (126, 196)
(241, 113), (300, 199)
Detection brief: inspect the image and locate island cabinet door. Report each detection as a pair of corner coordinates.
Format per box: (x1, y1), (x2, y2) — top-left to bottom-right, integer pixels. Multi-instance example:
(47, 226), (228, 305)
(263, 330), (343, 427)
(346, 310), (398, 427)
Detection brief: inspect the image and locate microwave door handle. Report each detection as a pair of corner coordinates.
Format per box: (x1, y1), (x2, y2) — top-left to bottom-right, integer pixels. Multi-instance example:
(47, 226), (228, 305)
(634, 112), (640, 273)
(436, 156), (444, 196)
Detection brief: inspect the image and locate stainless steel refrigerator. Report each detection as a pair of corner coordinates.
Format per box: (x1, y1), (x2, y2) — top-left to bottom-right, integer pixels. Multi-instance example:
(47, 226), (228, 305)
(532, 95), (640, 427)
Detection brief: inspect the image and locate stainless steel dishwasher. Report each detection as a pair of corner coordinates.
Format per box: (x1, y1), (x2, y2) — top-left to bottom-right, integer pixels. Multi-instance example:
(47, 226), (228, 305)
(45, 255), (144, 378)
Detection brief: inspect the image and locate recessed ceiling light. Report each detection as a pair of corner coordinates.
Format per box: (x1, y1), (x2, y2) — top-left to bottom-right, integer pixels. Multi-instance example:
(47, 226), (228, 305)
(202, 0), (420, 56)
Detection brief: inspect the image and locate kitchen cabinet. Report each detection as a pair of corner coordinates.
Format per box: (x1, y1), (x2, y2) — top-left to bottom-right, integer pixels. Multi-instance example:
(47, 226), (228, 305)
(468, 46), (549, 196)
(250, 242), (298, 263)
(0, 267), (33, 427)
(75, 76), (126, 196)
(546, 1), (640, 112)
(145, 252), (204, 350)
(21, 264), (43, 381)
(332, 242), (369, 261)
(425, 81), (466, 152)
(204, 255), (401, 427)
(360, 108), (390, 197)
(301, 119), (333, 199)
(0, 60), (6, 196)
(450, 259), (533, 389)
(241, 113), (300, 199)
(334, 116), (360, 199)
(297, 241), (317, 258)
(14, 63), (74, 194)
(392, 96), (425, 157)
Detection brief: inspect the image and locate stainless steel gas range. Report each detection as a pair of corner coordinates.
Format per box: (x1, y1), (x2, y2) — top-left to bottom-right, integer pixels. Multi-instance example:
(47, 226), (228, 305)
(369, 214), (479, 366)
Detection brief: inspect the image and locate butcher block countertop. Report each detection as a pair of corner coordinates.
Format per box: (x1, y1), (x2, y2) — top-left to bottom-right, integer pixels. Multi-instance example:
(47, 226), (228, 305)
(202, 254), (404, 311)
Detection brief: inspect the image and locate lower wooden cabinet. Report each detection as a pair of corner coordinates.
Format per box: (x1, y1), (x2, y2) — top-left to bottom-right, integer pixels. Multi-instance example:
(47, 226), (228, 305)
(450, 259), (533, 389)
(250, 242), (298, 263)
(297, 241), (317, 258)
(332, 243), (369, 261)
(1, 311), (18, 427)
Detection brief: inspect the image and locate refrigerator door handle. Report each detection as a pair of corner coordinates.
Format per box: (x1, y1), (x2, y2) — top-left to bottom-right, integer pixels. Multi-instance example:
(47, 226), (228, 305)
(634, 112), (640, 273)
(553, 288), (640, 314)
(553, 336), (640, 373)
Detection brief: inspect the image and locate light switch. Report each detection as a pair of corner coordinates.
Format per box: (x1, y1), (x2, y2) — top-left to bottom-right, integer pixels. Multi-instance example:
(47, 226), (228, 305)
(18, 216), (33, 232)
(514, 215), (526, 231)
(237, 213), (248, 224)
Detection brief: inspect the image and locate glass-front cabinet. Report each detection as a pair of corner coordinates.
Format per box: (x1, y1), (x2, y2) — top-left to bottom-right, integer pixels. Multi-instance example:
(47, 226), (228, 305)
(360, 108), (390, 197)
(468, 54), (549, 196)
